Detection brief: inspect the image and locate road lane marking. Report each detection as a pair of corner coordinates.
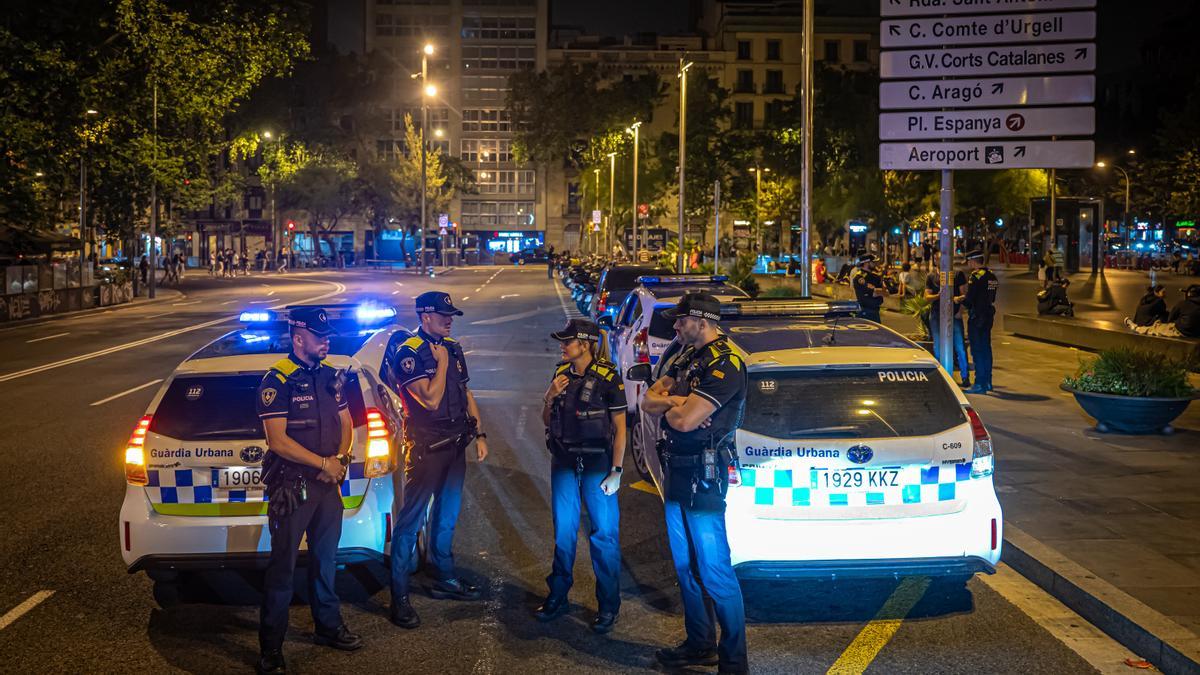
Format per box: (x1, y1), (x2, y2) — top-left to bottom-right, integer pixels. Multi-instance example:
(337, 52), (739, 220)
(826, 576), (930, 675)
(144, 312), (174, 319)
(475, 287), (483, 292)
(0, 591), (54, 631)
(248, 299), (274, 304)
(221, 300), (238, 305)
(630, 480), (658, 495)
(26, 332), (69, 343)
(461, 296), (470, 300)
(500, 294), (520, 299)
(172, 300), (201, 306)
(392, 290), (401, 295)
(469, 307), (550, 325)
(90, 378), (164, 406)
(266, 290), (275, 296)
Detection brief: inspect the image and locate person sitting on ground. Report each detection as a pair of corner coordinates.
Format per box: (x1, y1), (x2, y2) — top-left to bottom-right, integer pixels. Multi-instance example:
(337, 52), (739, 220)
(1130, 285), (1200, 338)
(1124, 285), (1169, 329)
(1037, 277), (1074, 317)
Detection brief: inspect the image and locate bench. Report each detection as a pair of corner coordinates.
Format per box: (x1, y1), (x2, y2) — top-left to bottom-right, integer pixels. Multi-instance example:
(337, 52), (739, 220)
(1004, 313), (1200, 367)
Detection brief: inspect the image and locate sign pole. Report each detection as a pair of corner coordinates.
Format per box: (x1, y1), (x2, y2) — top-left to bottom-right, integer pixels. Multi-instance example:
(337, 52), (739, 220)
(939, 169), (954, 373)
(800, 0), (813, 297)
(713, 180), (721, 275)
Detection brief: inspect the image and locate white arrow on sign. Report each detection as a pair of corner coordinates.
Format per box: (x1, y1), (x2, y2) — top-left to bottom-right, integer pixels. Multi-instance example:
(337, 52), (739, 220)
(880, 0), (1095, 18)
(880, 106), (1094, 140)
(881, 42), (1095, 79)
(880, 74), (1094, 110)
(879, 140), (1094, 170)
(881, 11), (1095, 49)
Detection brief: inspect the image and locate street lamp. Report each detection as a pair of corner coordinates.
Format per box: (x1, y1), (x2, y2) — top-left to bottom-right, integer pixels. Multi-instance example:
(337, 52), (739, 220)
(419, 43), (435, 273)
(593, 167), (601, 254)
(749, 166), (770, 254)
(1096, 160), (1132, 250)
(606, 152), (617, 256)
(80, 108), (100, 266)
(677, 59), (693, 273)
(626, 121), (641, 259)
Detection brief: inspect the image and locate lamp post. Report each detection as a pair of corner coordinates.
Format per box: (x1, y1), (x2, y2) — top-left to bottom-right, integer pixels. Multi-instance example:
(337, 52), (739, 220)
(79, 109), (99, 283)
(607, 152), (616, 256)
(749, 166), (770, 254)
(149, 81), (158, 299)
(627, 121), (641, 259)
(593, 167), (601, 255)
(420, 42), (434, 274)
(677, 59), (693, 273)
(1096, 159), (1132, 251)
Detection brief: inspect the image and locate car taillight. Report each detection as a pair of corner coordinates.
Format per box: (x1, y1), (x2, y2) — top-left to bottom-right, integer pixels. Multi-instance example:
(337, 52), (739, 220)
(727, 465), (741, 486)
(124, 415), (151, 485)
(597, 290), (609, 314)
(363, 408), (396, 478)
(633, 328), (649, 364)
(964, 407), (994, 478)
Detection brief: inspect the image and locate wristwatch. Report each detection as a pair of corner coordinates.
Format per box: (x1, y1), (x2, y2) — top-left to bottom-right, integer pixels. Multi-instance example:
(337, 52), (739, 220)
(610, 466), (623, 474)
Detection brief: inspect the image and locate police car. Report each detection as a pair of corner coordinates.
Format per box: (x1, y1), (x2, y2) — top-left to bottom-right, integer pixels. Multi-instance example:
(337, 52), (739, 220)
(627, 300), (1002, 578)
(119, 304), (408, 577)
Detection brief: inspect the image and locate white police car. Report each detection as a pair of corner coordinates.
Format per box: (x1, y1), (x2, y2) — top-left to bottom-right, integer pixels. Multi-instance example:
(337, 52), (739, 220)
(119, 304), (408, 578)
(628, 300), (1002, 578)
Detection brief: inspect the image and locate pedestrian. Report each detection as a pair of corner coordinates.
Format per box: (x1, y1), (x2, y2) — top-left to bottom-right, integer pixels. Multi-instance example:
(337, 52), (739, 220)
(547, 252), (556, 279)
(277, 247), (289, 274)
(254, 307), (363, 673)
(963, 250), (999, 393)
(1125, 285), (1169, 329)
(1037, 259), (1048, 288)
(1128, 285), (1200, 337)
(851, 253), (887, 323)
(257, 250), (266, 273)
(1037, 278), (1075, 317)
(175, 252), (185, 281)
(898, 262), (921, 298)
(388, 291), (489, 629)
(641, 292), (749, 674)
(925, 265), (971, 387)
(209, 251), (217, 276)
(535, 318), (626, 633)
(139, 255), (149, 286)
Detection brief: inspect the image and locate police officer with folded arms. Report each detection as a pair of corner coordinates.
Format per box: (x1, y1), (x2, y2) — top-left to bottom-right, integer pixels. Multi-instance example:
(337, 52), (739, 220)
(851, 253), (888, 323)
(641, 292), (749, 674)
(536, 318), (627, 633)
(962, 250), (999, 394)
(389, 291), (489, 628)
(255, 307), (362, 674)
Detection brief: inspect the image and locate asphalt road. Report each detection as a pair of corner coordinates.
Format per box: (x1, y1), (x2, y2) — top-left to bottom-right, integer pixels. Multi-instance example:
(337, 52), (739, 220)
(0, 267), (1135, 673)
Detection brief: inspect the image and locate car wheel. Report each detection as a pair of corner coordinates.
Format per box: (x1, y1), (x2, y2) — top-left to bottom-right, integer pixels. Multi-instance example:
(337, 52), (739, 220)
(629, 417), (652, 481)
(152, 578), (182, 608)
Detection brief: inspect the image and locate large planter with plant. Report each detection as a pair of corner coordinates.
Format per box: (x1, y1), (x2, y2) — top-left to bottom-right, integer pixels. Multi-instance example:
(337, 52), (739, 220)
(900, 294), (935, 355)
(1061, 348), (1197, 434)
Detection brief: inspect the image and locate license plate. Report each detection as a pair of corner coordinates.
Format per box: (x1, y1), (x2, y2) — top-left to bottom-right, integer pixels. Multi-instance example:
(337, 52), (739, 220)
(813, 468), (900, 491)
(214, 467), (263, 489)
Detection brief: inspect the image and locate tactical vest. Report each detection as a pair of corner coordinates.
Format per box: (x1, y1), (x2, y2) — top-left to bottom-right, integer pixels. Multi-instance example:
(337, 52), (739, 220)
(266, 357), (345, 474)
(397, 333), (470, 431)
(549, 360), (615, 452)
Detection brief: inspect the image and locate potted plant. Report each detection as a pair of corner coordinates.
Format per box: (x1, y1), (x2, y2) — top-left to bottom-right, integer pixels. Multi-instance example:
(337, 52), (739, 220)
(900, 294), (935, 355)
(1061, 348), (1198, 434)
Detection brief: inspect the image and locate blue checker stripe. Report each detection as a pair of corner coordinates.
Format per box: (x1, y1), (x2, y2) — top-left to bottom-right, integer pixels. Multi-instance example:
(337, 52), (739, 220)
(227, 490), (247, 503)
(147, 470), (160, 487)
(193, 485), (213, 503)
(939, 483), (956, 501)
(829, 493), (849, 506)
(791, 488), (810, 506)
(956, 462), (971, 481)
(174, 469), (193, 487)
(160, 487), (178, 504)
(755, 487), (774, 505)
(740, 468), (756, 486)
(348, 462), (366, 480)
(744, 462), (972, 508)
(866, 492), (884, 505)
(773, 469), (792, 488)
(921, 466), (939, 484)
(903, 485), (921, 503)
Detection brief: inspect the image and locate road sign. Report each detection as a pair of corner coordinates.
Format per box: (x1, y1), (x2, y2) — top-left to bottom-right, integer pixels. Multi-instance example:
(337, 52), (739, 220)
(881, 0), (1095, 18)
(880, 74), (1094, 109)
(880, 105), (1093, 140)
(879, 140), (1094, 170)
(881, 11), (1095, 49)
(592, 209), (602, 224)
(880, 42), (1094, 79)
(438, 214), (448, 228)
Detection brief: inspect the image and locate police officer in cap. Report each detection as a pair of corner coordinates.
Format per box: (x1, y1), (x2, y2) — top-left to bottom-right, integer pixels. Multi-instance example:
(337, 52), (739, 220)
(537, 318), (627, 632)
(851, 253), (888, 323)
(389, 291), (489, 629)
(962, 249), (999, 393)
(642, 292), (749, 674)
(255, 307), (362, 673)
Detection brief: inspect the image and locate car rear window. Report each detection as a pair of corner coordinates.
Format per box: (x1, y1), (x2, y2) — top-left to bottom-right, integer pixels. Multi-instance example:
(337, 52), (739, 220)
(150, 372), (366, 441)
(601, 266), (664, 292)
(741, 368), (965, 439)
(649, 307), (676, 339)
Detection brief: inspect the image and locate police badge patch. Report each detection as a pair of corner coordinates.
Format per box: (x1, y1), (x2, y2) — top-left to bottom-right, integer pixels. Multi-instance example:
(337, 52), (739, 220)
(261, 388), (277, 406)
(401, 357), (416, 373)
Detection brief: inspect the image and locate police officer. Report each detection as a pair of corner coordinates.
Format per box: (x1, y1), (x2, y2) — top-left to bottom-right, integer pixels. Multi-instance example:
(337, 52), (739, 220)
(642, 292), (749, 674)
(851, 253), (887, 323)
(389, 291), (489, 628)
(536, 319), (627, 633)
(255, 307), (362, 674)
(962, 250), (999, 394)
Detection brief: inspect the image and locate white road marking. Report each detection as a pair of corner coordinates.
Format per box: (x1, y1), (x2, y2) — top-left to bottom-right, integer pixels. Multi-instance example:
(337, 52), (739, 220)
(26, 332), (69, 343)
(475, 287), (483, 293)
(395, 281), (404, 286)
(500, 294), (519, 299)
(220, 300), (238, 305)
(392, 290), (401, 295)
(172, 300), (201, 306)
(469, 307), (549, 325)
(0, 591), (54, 631)
(144, 312), (174, 319)
(461, 296), (470, 301)
(90, 378), (164, 407)
(248, 299), (275, 304)
(266, 290), (275, 296)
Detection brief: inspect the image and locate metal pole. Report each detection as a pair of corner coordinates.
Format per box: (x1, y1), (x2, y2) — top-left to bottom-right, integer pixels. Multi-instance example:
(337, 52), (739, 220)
(1049, 167), (1057, 245)
(938, 169), (954, 372)
(593, 168), (601, 256)
(754, 168), (762, 253)
(632, 123), (640, 260)
(1122, 167), (1131, 252)
(149, 80), (158, 299)
(713, 180), (721, 275)
(420, 51), (428, 275)
(800, 0), (813, 296)
(608, 153), (615, 256)
(677, 60), (691, 273)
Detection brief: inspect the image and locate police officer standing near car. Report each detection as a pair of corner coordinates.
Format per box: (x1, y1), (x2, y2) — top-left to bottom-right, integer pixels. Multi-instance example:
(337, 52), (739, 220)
(388, 291), (489, 629)
(255, 307), (362, 674)
(536, 318), (627, 633)
(851, 253), (888, 323)
(641, 292), (749, 674)
(962, 250), (999, 394)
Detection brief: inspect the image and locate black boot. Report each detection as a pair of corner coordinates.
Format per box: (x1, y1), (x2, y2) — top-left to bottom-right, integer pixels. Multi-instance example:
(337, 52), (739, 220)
(533, 595), (569, 622)
(430, 577), (482, 601)
(591, 611), (618, 634)
(390, 596), (421, 629)
(255, 649), (286, 674)
(313, 624), (363, 651)
(655, 641), (719, 668)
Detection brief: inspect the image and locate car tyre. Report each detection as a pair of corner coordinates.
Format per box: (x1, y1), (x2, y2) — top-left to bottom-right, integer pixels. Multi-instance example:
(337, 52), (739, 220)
(152, 579), (182, 608)
(629, 418), (652, 481)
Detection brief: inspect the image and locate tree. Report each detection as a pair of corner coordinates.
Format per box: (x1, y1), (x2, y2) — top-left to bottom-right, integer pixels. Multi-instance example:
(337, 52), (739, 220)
(279, 155), (357, 259)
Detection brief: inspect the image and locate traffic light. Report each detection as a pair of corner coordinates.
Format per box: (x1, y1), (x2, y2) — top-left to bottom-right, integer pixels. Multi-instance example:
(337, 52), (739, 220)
(286, 220), (295, 231)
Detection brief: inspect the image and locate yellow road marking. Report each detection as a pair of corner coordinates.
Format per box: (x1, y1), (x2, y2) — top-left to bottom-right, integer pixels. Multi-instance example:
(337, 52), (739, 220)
(826, 576), (931, 675)
(629, 480), (658, 495)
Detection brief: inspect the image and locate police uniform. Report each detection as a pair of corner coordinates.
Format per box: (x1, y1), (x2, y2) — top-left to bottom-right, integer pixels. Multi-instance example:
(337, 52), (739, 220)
(538, 319), (627, 630)
(963, 250), (999, 393)
(255, 307), (359, 672)
(654, 293), (749, 674)
(389, 292), (480, 627)
(851, 254), (885, 323)
(926, 269), (971, 385)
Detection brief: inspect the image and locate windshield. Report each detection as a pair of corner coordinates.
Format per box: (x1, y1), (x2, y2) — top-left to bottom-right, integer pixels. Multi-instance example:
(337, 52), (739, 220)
(601, 266), (664, 293)
(741, 368), (965, 439)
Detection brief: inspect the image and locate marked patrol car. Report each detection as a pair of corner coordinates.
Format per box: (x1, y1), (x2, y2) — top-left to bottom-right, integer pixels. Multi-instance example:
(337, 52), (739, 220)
(628, 299), (1002, 578)
(119, 304), (408, 579)
(599, 275), (749, 478)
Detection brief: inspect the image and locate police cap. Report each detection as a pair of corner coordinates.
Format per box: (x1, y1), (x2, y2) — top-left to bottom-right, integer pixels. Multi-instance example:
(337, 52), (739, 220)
(550, 318), (600, 342)
(857, 253), (878, 265)
(414, 291), (464, 316)
(661, 291), (722, 322)
(288, 306), (337, 337)
(965, 249), (985, 262)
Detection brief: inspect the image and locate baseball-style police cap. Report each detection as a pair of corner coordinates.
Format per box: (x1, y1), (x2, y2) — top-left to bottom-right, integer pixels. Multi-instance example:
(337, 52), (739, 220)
(661, 291), (722, 322)
(414, 291), (463, 316)
(858, 253), (877, 265)
(965, 249), (985, 261)
(288, 307), (337, 336)
(551, 318), (600, 342)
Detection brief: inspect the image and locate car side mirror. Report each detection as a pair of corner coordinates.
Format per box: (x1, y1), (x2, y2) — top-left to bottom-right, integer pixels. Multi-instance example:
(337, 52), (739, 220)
(596, 314), (614, 328)
(626, 363), (652, 383)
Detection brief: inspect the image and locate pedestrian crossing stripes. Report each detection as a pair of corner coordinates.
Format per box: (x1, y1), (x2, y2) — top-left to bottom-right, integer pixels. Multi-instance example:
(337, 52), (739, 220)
(552, 277), (585, 320)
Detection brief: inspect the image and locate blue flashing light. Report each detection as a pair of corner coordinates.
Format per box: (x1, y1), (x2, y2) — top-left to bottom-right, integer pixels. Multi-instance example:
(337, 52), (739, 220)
(239, 332), (272, 343)
(239, 311), (274, 323)
(355, 305), (397, 322)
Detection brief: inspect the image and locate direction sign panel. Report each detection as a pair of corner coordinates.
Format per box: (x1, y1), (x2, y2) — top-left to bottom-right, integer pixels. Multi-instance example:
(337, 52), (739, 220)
(881, 11), (1095, 48)
(880, 74), (1094, 109)
(881, 0), (1095, 18)
(879, 140), (1094, 170)
(880, 105), (1093, 140)
(592, 209), (602, 224)
(881, 42), (1094, 79)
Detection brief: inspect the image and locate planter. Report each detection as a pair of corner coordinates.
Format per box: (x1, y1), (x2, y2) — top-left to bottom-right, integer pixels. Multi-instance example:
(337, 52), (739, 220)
(1060, 384), (1198, 434)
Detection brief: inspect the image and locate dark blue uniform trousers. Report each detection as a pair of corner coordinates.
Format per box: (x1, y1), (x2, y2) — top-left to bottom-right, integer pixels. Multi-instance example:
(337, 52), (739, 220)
(663, 500), (748, 672)
(390, 448), (466, 602)
(859, 305), (882, 323)
(547, 458), (621, 613)
(260, 481), (344, 651)
(968, 313), (994, 388)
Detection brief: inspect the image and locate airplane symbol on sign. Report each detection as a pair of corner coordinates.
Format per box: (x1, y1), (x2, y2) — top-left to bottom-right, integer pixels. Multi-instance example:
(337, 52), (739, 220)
(1005, 114), (1025, 132)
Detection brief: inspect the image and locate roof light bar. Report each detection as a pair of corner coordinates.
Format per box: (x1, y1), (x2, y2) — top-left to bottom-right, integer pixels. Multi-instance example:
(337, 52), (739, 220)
(239, 311), (275, 323)
(355, 306), (397, 322)
(637, 275), (729, 284)
(720, 299), (861, 318)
